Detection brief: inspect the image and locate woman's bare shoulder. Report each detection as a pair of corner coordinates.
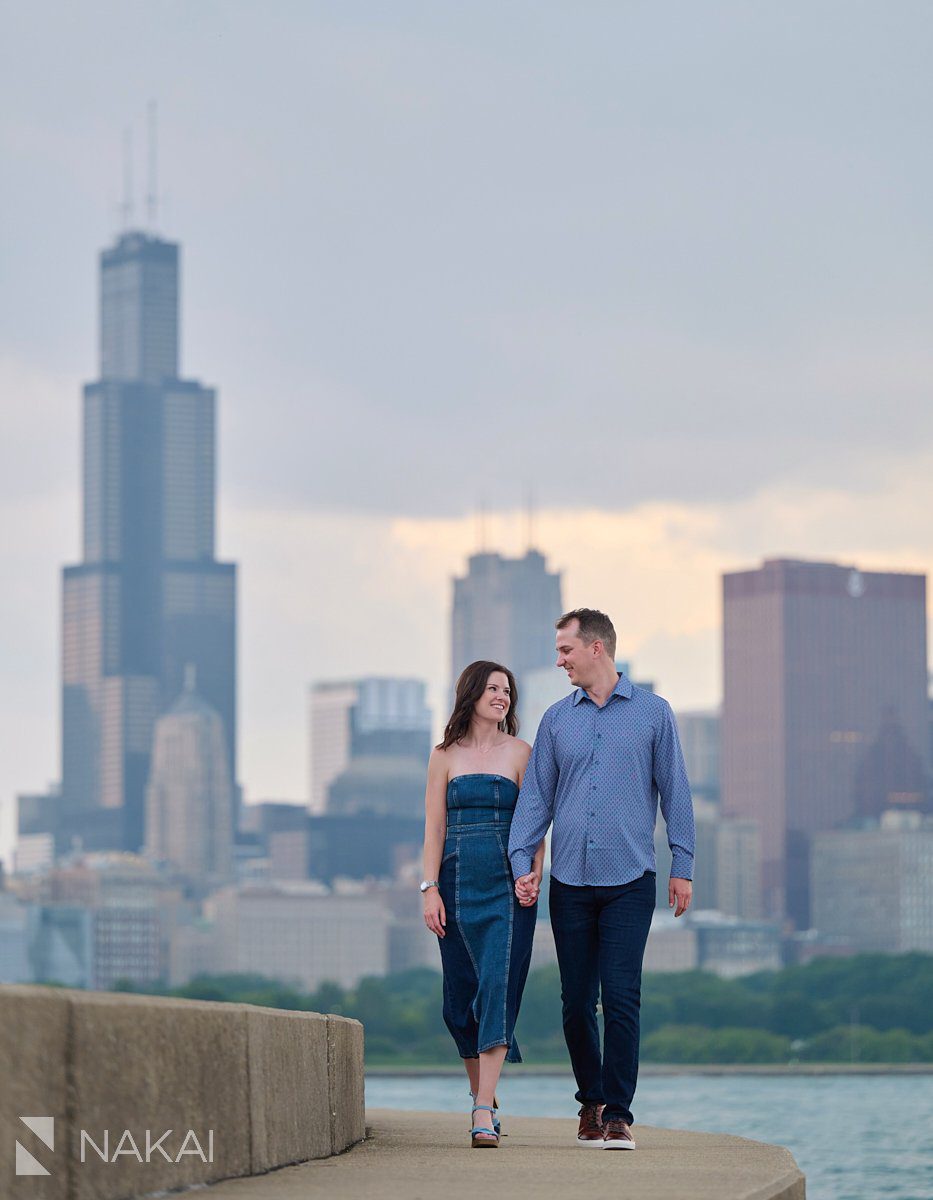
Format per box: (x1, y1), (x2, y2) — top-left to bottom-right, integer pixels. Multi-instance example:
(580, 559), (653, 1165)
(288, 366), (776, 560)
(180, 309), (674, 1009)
(512, 738), (533, 764)
(427, 744), (452, 774)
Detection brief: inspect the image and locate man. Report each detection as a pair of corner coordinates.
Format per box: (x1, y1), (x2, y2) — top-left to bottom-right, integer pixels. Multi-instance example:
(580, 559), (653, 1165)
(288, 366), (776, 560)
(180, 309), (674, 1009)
(508, 608), (694, 1149)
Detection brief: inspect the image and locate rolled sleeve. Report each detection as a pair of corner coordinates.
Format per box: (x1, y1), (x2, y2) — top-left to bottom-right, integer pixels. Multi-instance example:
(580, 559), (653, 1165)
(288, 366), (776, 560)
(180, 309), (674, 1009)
(508, 711), (558, 877)
(654, 701), (696, 881)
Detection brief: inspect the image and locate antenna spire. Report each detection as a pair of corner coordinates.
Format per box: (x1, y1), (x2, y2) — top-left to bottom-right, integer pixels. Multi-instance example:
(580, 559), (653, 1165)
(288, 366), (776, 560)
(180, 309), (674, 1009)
(146, 100), (159, 229)
(122, 126), (134, 229)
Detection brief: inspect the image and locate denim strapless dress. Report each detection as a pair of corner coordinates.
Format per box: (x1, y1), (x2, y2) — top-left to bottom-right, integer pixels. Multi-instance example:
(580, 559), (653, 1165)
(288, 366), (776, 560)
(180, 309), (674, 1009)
(437, 773), (536, 1063)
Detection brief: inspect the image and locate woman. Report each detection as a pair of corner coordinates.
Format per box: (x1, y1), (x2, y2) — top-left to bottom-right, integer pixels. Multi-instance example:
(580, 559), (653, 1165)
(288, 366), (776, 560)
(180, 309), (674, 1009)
(421, 660), (545, 1147)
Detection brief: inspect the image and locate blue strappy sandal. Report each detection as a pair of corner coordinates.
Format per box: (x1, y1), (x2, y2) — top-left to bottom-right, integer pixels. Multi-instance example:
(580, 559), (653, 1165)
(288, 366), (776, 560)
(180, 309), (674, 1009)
(470, 1104), (499, 1148)
(469, 1091), (501, 1136)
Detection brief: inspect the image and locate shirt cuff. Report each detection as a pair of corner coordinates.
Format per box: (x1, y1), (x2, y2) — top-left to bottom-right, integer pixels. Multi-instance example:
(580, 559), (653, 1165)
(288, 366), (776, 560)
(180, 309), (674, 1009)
(670, 851), (694, 881)
(510, 851), (533, 878)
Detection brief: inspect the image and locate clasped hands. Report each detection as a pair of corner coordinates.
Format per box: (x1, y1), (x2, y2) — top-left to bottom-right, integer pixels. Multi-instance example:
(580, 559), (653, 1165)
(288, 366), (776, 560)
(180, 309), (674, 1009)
(513, 871), (541, 907)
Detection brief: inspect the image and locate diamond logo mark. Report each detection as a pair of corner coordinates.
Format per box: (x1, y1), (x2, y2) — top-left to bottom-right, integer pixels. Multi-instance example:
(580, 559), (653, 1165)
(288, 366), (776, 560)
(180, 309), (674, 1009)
(16, 1116), (55, 1176)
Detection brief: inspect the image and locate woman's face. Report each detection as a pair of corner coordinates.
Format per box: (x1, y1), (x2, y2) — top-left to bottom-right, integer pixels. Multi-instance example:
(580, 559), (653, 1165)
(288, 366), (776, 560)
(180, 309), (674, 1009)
(473, 671), (511, 724)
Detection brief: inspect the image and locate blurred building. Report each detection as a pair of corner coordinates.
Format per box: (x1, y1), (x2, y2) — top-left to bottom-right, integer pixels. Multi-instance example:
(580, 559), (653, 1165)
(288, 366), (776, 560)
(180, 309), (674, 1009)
(57, 229), (236, 854)
(327, 756), (425, 819)
(237, 801), (310, 881)
(722, 558), (928, 926)
(305, 677), (431, 881)
(204, 883), (392, 990)
(307, 813), (424, 884)
(643, 910), (779, 977)
(308, 682), (363, 815)
(690, 912), (782, 977)
(0, 890), (31, 983)
(27, 905), (94, 987)
(714, 818), (761, 919)
(308, 678), (431, 814)
(676, 710), (721, 804)
(14, 791), (58, 874)
(644, 913), (700, 972)
(168, 920), (222, 987)
(21, 853), (171, 988)
(450, 549), (563, 699)
(810, 810), (933, 952)
(520, 667), (572, 744)
(654, 802), (761, 919)
(145, 670), (234, 888)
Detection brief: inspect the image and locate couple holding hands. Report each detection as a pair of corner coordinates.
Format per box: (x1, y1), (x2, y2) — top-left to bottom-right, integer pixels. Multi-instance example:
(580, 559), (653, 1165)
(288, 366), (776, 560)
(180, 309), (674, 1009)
(421, 607), (695, 1149)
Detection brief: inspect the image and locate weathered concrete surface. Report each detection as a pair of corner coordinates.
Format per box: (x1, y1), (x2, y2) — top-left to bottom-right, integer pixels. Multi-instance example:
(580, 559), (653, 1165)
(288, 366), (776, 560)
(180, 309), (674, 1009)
(199, 1108), (807, 1200)
(68, 990), (251, 1199)
(0, 985), (70, 1200)
(248, 1008), (330, 1170)
(0, 986), (365, 1200)
(327, 1015), (365, 1153)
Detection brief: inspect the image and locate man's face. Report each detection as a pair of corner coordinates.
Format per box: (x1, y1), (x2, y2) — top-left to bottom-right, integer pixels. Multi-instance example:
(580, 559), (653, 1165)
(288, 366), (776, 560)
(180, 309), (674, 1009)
(555, 620), (596, 686)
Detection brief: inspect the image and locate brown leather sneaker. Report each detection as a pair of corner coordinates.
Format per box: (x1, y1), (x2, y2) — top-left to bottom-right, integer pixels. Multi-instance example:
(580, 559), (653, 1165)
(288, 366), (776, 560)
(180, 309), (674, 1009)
(602, 1117), (636, 1150)
(576, 1103), (605, 1145)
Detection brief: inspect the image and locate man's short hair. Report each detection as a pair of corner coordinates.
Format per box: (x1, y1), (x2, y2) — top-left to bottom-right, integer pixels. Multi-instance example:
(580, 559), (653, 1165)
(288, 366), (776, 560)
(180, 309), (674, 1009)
(555, 608), (617, 660)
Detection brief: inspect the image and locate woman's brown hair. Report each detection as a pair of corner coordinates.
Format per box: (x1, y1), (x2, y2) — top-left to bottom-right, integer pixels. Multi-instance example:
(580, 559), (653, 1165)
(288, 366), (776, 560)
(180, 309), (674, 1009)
(438, 660), (519, 750)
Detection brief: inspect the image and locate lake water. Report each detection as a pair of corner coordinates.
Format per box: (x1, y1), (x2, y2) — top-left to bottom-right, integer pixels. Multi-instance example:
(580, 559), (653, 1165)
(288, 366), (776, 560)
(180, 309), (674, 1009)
(366, 1072), (933, 1200)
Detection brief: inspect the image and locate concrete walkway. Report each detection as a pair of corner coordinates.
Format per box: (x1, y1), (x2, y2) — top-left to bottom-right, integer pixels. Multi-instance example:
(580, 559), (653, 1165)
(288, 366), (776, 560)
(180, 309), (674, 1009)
(201, 1108), (806, 1200)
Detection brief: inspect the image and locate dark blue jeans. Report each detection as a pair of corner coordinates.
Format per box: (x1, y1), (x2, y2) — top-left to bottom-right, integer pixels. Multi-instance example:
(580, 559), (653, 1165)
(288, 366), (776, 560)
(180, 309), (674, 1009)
(549, 872), (656, 1124)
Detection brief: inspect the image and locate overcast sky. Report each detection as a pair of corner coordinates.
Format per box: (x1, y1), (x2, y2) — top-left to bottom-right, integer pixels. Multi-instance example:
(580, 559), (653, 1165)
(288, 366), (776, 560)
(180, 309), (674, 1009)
(3, 2), (933, 866)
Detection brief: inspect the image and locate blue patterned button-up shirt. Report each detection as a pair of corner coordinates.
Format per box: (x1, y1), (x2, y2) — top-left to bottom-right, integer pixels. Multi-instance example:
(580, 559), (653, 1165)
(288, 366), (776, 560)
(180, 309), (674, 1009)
(508, 673), (695, 886)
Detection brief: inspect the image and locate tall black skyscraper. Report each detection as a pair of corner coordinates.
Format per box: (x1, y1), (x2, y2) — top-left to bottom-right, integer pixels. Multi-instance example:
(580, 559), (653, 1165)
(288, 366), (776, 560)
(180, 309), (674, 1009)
(60, 231), (237, 852)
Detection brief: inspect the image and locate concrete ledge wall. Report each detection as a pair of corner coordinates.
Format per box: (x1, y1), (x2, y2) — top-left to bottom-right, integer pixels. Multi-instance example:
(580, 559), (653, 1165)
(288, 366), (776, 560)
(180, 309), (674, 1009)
(0, 984), (364, 1200)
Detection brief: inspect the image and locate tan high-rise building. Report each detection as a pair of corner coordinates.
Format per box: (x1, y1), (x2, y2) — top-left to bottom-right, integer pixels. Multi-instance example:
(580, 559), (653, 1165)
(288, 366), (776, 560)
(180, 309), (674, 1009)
(307, 678), (431, 815)
(722, 558), (928, 926)
(308, 682), (359, 815)
(145, 671), (233, 886)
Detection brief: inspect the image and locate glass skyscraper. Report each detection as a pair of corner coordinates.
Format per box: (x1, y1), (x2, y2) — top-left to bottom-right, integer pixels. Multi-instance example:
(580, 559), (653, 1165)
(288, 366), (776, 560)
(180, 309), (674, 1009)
(60, 231), (237, 852)
(450, 549), (563, 708)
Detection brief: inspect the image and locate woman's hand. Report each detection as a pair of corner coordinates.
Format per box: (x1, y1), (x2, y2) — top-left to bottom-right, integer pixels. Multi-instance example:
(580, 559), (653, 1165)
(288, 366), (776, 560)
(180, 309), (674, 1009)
(515, 868), (542, 907)
(423, 888), (446, 937)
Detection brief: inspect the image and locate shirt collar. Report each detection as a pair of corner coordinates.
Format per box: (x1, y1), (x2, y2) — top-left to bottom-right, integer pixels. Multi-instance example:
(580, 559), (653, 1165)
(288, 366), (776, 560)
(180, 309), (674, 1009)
(572, 672), (633, 706)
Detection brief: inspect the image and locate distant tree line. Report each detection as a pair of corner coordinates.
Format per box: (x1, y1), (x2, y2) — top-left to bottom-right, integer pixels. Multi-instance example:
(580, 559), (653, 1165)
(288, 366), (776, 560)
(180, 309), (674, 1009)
(113, 952), (933, 1064)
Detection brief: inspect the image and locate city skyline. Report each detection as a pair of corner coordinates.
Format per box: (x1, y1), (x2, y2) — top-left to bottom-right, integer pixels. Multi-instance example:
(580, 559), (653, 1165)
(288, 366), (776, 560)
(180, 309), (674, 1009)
(4, 4), (933, 868)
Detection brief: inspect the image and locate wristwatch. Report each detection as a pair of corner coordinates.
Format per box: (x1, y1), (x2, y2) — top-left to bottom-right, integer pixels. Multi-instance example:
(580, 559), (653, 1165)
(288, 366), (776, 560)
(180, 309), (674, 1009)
(419, 879), (439, 893)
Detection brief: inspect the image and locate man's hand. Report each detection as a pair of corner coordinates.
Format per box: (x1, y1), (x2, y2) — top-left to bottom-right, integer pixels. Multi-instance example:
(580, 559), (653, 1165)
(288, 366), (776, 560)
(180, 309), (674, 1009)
(669, 877), (692, 917)
(514, 871), (541, 907)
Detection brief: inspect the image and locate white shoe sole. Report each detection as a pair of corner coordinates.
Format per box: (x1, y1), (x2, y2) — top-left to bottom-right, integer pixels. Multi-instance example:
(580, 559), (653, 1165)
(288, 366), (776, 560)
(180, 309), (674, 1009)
(602, 1139), (636, 1150)
(576, 1137), (606, 1146)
